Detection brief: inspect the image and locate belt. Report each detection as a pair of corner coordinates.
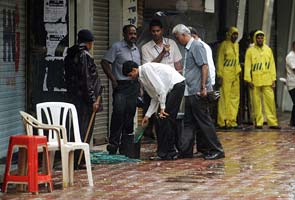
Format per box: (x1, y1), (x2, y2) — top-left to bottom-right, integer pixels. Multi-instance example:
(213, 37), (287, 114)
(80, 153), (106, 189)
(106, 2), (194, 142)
(117, 80), (137, 84)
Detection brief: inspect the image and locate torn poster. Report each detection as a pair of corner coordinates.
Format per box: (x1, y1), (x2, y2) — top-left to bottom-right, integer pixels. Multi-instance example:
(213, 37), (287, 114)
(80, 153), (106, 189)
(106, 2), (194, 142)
(45, 23), (67, 56)
(44, 0), (67, 22)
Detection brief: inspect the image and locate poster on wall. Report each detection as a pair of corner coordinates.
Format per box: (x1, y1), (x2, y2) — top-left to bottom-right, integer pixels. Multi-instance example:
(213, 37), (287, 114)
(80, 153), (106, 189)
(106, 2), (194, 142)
(44, 0), (67, 22)
(123, 0), (138, 26)
(45, 23), (67, 56)
(43, 23), (67, 92)
(42, 0), (68, 92)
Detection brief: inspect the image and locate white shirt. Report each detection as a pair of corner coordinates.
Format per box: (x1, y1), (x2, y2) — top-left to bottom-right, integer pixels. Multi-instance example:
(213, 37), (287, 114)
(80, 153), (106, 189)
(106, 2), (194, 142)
(197, 38), (216, 86)
(139, 62), (185, 117)
(141, 37), (182, 68)
(286, 51), (295, 90)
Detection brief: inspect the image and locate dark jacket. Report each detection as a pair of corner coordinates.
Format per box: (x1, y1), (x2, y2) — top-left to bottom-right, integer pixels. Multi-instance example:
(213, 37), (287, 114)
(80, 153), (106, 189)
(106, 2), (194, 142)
(64, 44), (102, 106)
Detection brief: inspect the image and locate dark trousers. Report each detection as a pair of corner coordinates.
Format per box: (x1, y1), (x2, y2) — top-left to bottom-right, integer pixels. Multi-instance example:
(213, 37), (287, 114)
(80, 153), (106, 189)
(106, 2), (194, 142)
(289, 88), (295, 126)
(109, 81), (139, 152)
(70, 98), (95, 166)
(142, 91), (155, 138)
(179, 95), (224, 157)
(155, 81), (185, 159)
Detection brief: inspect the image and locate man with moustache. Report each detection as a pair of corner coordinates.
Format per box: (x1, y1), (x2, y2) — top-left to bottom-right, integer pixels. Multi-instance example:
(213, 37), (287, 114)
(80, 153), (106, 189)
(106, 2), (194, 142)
(217, 27), (241, 129)
(101, 25), (141, 155)
(244, 30), (280, 129)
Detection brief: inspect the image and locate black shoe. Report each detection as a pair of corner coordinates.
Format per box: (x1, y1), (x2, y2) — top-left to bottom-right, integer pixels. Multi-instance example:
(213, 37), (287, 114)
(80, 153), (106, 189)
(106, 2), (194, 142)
(149, 155), (177, 161)
(204, 152), (225, 160)
(166, 154), (178, 160)
(193, 152), (204, 158)
(255, 126), (263, 129)
(149, 156), (165, 161)
(106, 144), (117, 155)
(269, 126), (281, 129)
(233, 125), (243, 130)
(218, 126), (228, 130)
(178, 153), (193, 159)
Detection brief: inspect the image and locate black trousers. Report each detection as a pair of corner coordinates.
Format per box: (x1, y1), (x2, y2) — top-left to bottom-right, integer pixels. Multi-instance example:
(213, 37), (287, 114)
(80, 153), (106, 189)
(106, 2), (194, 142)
(109, 81), (139, 151)
(70, 98), (95, 166)
(179, 95), (224, 157)
(289, 88), (295, 126)
(154, 81), (185, 159)
(142, 91), (156, 138)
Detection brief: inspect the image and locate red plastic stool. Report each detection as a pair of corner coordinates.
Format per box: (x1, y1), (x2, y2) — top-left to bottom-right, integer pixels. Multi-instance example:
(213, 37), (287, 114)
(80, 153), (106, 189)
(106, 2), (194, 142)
(2, 135), (53, 193)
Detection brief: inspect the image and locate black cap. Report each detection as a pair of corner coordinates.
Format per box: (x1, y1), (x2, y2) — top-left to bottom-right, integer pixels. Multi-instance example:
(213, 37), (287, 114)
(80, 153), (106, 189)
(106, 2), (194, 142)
(78, 29), (94, 43)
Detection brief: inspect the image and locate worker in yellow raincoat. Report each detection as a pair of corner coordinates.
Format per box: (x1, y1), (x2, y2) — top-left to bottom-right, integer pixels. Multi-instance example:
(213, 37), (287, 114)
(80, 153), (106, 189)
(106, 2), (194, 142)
(244, 30), (280, 129)
(217, 27), (241, 128)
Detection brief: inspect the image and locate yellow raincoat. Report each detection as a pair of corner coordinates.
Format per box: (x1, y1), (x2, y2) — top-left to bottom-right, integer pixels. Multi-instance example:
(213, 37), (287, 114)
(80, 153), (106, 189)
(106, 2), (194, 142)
(244, 30), (278, 126)
(217, 27), (241, 127)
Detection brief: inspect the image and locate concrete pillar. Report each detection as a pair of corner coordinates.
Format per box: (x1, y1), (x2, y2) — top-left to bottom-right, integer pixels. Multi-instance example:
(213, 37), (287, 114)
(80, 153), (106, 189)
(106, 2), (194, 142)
(277, 0), (294, 111)
(109, 0), (123, 45)
(69, 0), (76, 46)
(225, 0), (238, 27)
(68, 0), (93, 46)
(248, 0), (264, 31)
(76, 0), (93, 31)
(262, 0), (274, 44)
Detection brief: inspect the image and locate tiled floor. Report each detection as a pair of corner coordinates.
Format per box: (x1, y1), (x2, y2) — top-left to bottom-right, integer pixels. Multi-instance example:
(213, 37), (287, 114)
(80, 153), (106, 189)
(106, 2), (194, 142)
(2, 127), (295, 199)
(0, 111), (294, 199)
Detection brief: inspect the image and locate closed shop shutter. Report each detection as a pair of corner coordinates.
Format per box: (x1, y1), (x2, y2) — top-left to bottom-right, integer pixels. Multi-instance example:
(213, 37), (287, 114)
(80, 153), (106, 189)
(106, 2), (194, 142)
(0, 0), (26, 158)
(92, 0), (109, 145)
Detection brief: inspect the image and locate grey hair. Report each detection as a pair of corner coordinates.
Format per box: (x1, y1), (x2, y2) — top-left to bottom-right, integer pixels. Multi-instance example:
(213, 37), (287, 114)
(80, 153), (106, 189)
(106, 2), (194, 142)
(172, 24), (191, 36)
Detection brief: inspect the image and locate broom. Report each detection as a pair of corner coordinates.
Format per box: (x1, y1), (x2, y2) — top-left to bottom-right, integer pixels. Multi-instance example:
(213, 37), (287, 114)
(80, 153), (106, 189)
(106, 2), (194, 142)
(77, 96), (101, 166)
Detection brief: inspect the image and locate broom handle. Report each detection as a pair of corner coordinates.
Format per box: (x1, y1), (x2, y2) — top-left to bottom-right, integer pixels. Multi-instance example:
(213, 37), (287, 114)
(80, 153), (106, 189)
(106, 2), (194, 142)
(77, 96), (100, 166)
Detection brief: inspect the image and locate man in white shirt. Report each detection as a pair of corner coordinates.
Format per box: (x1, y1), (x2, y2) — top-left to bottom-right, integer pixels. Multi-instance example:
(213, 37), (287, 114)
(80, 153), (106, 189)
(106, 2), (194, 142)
(286, 41), (295, 127)
(141, 19), (183, 140)
(122, 61), (185, 160)
(188, 26), (215, 86)
(141, 19), (183, 71)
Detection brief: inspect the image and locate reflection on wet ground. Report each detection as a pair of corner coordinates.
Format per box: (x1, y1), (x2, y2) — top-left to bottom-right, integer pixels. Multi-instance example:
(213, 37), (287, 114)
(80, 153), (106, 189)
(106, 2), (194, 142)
(2, 131), (295, 199)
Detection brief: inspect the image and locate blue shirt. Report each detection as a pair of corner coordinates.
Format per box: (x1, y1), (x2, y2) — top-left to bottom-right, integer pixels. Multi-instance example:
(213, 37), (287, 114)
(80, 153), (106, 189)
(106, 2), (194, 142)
(184, 38), (212, 95)
(103, 40), (141, 80)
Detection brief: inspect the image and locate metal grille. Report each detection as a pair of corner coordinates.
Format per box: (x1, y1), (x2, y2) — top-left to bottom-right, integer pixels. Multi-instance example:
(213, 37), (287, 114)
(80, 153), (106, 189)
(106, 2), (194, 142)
(92, 0), (109, 144)
(0, 0), (26, 158)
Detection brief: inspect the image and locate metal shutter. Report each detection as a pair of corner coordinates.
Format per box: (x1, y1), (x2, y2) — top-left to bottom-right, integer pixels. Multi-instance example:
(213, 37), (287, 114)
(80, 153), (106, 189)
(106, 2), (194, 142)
(92, 0), (109, 145)
(0, 0), (26, 158)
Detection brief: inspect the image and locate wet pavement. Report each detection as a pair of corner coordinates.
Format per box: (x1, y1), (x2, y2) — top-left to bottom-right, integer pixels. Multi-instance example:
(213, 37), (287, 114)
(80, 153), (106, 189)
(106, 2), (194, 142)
(2, 127), (295, 199)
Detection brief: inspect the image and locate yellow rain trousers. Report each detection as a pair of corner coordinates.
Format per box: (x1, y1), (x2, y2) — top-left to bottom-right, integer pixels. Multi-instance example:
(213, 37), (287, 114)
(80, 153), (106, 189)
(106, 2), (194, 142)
(244, 30), (278, 126)
(217, 27), (241, 127)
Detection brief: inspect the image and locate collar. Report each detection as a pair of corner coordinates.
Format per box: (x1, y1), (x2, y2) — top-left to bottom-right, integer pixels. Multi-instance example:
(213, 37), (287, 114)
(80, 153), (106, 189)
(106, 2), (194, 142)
(138, 66), (143, 81)
(151, 37), (168, 47)
(78, 43), (88, 51)
(122, 40), (137, 50)
(185, 37), (194, 50)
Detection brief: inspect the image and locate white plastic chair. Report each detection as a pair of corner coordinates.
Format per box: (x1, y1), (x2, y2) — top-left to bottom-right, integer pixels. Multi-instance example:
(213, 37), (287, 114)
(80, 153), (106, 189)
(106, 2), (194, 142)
(36, 102), (93, 187)
(19, 111), (66, 185)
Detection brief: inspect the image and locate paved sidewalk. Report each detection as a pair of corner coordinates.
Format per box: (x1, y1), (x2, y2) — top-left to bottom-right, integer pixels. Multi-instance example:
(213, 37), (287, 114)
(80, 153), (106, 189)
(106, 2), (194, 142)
(2, 130), (295, 199)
